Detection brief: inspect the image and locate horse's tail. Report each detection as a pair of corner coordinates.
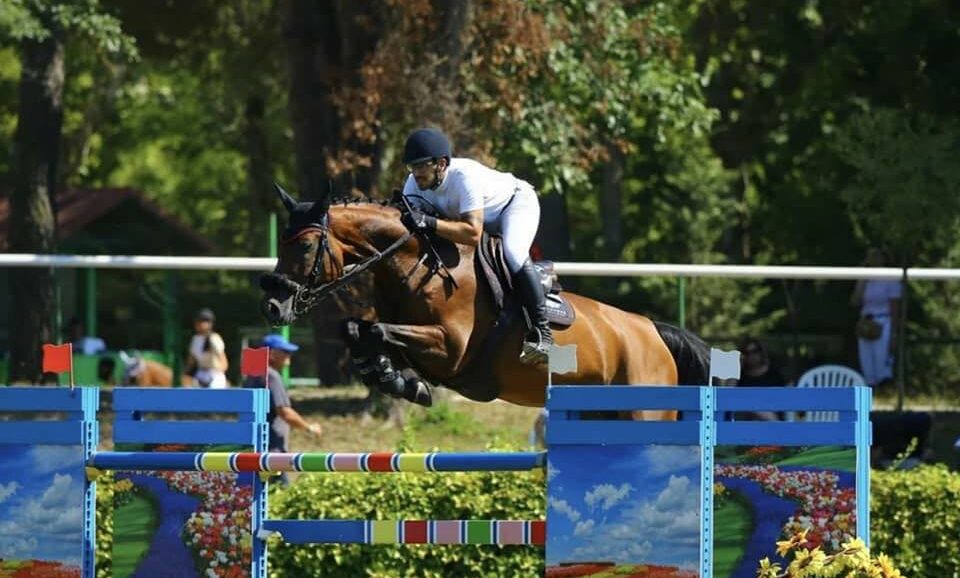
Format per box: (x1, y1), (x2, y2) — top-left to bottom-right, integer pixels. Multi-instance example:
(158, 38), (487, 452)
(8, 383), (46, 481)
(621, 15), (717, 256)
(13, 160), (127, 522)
(654, 321), (712, 386)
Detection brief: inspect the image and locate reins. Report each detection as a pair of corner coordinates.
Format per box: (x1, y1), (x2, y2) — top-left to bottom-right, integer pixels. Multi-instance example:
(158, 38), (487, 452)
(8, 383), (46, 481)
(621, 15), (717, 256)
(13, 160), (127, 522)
(264, 203), (460, 315)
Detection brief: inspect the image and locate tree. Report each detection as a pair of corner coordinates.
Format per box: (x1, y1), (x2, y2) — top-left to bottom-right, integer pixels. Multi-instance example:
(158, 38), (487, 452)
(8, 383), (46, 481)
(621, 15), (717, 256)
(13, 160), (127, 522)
(6, 6), (62, 383)
(3, 0), (134, 382)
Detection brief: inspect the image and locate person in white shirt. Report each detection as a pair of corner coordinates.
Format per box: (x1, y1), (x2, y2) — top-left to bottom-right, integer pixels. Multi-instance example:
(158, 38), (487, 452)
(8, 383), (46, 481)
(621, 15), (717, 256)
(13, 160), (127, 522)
(399, 128), (551, 364)
(850, 248), (902, 387)
(186, 308), (228, 388)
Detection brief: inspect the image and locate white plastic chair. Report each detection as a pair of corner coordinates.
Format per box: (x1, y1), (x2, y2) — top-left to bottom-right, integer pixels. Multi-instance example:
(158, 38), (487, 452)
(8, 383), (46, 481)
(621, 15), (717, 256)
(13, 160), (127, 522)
(794, 364), (866, 422)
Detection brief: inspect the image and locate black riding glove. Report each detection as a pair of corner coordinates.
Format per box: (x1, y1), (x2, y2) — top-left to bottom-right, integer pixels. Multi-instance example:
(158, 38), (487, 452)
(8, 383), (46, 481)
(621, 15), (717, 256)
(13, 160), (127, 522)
(401, 210), (437, 234)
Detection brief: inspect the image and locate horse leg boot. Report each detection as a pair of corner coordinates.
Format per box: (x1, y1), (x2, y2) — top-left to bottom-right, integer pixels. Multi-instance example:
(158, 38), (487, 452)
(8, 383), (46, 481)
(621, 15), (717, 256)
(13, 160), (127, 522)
(342, 319), (408, 400)
(368, 324), (433, 407)
(512, 259), (553, 365)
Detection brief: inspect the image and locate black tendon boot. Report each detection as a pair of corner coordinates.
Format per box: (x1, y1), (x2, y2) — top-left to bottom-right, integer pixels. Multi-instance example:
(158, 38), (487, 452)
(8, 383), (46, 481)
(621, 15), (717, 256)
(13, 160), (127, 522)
(512, 259), (553, 364)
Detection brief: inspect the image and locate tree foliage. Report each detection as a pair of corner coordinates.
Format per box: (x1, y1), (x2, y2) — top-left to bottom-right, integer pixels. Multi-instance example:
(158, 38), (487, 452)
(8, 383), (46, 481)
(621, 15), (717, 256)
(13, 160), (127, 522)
(2, 0), (960, 388)
(835, 109), (960, 265)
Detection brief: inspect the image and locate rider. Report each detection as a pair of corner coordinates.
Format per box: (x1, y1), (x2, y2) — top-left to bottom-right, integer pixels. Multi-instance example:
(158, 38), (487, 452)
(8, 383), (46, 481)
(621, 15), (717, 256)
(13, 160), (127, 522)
(399, 127), (552, 364)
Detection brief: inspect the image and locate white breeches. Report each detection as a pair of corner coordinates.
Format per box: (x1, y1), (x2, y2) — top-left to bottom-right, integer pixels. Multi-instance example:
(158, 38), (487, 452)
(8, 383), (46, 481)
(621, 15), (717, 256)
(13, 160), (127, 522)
(857, 314), (894, 386)
(194, 369), (228, 389)
(491, 188), (540, 273)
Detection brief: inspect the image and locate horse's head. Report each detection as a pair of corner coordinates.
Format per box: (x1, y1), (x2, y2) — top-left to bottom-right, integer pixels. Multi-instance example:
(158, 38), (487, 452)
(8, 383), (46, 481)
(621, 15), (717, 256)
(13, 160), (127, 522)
(259, 184), (343, 326)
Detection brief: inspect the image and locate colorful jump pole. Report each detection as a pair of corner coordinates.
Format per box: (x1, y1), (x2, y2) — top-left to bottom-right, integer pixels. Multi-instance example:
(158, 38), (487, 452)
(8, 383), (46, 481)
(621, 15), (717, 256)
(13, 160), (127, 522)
(89, 451), (547, 473)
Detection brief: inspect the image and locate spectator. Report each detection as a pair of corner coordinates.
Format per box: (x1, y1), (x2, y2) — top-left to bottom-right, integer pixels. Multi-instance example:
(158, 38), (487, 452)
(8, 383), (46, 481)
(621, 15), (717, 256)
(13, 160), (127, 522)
(850, 247), (902, 388)
(735, 337), (790, 420)
(186, 308), (228, 388)
(243, 334), (323, 483)
(68, 316), (106, 355)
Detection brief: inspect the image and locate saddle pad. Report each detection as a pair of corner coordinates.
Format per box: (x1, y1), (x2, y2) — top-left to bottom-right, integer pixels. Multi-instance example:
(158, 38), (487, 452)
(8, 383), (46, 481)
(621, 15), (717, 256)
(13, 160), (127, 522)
(546, 293), (575, 327)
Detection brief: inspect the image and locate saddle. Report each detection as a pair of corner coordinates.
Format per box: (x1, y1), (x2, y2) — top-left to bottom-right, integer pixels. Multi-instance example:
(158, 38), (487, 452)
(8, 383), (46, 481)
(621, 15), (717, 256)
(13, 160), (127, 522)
(443, 234), (574, 402)
(475, 232), (575, 326)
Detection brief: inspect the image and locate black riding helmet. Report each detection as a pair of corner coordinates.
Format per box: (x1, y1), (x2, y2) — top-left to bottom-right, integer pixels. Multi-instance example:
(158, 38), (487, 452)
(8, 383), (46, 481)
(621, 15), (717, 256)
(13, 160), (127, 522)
(403, 128), (452, 165)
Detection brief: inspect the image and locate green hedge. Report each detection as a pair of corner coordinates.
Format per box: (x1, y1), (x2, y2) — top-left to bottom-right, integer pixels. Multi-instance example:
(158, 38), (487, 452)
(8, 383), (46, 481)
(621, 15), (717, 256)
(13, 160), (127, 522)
(94, 473), (115, 578)
(872, 464), (960, 578)
(266, 468), (546, 578)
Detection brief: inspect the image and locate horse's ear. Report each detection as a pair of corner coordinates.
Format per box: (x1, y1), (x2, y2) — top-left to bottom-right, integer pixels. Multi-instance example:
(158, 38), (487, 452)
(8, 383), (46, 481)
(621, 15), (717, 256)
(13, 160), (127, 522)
(274, 182), (298, 213)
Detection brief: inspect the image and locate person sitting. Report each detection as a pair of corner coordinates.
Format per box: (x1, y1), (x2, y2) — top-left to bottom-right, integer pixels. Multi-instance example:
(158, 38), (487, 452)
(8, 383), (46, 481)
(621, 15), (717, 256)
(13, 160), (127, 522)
(734, 337), (790, 420)
(398, 127), (552, 364)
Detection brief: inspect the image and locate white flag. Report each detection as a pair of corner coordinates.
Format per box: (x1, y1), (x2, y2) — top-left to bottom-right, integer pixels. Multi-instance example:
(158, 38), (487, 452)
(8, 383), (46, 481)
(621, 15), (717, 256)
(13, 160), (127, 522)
(549, 344), (578, 377)
(709, 348), (741, 384)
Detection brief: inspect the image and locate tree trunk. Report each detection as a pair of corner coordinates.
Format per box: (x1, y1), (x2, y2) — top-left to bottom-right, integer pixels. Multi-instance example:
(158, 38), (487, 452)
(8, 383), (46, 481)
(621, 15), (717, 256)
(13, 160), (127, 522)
(433, 0), (472, 81)
(426, 0), (473, 149)
(281, 0), (382, 383)
(281, 0), (381, 198)
(600, 143), (625, 259)
(8, 17), (65, 383)
(244, 94), (273, 254)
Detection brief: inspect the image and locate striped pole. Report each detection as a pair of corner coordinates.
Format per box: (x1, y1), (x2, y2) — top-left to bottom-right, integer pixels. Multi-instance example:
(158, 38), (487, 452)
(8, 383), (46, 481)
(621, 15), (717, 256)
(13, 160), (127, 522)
(258, 520), (546, 545)
(89, 451), (547, 473)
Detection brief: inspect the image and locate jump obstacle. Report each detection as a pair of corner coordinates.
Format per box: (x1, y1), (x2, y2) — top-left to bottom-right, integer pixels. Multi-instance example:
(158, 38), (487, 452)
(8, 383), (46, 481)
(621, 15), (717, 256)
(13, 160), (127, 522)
(0, 377), (871, 577)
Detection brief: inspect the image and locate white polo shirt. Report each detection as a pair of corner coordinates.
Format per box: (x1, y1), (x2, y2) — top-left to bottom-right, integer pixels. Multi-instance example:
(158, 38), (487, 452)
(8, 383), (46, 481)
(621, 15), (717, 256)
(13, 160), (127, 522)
(401, 158), (532, 226)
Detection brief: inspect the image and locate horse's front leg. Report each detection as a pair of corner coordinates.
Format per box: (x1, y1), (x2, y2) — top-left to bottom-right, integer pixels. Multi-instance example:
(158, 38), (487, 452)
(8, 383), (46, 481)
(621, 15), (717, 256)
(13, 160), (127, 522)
(342, 319), (437, 407)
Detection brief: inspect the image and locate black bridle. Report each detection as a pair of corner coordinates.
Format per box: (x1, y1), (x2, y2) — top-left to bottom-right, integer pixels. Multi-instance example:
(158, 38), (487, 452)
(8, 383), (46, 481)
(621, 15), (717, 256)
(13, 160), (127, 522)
(261, 214), (415, 316)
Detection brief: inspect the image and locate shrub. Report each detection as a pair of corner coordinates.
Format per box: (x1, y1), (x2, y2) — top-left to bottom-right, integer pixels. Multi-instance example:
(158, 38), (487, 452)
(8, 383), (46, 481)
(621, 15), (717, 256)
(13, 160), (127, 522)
(266, 466), (545, 577)
(871, 464), (960, 578)
(94, 473), (116, 578)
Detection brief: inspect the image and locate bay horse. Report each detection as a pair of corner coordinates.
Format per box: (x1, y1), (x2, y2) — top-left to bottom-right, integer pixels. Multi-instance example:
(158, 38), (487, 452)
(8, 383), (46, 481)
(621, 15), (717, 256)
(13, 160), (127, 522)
(259, 185), (709, 418)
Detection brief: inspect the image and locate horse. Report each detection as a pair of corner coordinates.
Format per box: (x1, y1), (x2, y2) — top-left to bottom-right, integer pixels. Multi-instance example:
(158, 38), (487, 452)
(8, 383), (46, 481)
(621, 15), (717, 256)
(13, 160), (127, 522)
(98, 352), (191, 387)
(259, 185), (710, 419)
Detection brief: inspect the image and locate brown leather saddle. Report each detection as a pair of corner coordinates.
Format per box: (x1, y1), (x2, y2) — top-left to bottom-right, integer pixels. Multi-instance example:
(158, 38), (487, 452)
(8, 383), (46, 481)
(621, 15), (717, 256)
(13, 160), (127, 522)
(475, 233), (575, 326)
(443, 234), (574, 402)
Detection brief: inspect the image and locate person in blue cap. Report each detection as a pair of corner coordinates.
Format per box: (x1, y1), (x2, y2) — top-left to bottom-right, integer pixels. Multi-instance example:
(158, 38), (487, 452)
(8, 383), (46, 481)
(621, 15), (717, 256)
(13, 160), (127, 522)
(244, 334), (322, 480)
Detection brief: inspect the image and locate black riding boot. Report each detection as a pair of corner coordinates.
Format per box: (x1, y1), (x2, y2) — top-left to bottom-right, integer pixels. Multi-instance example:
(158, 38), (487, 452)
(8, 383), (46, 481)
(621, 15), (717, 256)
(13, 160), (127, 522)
(512, 259), (553, 364)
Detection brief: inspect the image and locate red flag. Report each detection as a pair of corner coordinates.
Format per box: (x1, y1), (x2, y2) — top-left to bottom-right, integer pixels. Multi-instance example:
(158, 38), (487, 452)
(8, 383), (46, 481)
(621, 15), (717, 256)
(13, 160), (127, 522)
(241, 347), (269, 378)
(42, 343), (73, 374)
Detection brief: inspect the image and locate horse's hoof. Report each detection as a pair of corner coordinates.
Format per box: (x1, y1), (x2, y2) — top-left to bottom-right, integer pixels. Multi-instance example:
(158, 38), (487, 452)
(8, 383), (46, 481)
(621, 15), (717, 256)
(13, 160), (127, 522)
(405, 380), (432, 407)
(407, 381), (433, 407)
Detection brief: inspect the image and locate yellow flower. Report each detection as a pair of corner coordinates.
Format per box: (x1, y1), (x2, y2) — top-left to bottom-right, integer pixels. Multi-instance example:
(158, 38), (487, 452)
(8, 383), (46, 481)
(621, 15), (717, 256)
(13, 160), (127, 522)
(873, 553), (903, 578)
(776, 529), (810, 557)
(757, 558), (782, 578)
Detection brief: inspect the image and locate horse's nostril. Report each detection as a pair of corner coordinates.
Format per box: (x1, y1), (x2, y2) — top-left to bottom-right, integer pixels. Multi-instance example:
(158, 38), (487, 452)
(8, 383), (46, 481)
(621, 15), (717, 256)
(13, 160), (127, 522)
(261, 299), (281, 322)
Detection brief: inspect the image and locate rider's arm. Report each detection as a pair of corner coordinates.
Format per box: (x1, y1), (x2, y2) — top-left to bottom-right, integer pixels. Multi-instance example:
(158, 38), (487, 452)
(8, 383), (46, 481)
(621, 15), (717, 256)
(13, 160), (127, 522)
(435, 209), (483, 246)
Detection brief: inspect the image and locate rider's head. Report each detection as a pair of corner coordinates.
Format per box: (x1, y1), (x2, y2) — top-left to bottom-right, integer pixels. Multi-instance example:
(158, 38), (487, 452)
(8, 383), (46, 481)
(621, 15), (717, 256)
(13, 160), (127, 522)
(403, 128), (451, 190)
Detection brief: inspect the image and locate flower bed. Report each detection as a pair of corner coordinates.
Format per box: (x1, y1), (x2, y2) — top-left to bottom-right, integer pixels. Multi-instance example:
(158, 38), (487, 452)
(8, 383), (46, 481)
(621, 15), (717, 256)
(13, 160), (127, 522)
(715, 464), (855, 551)
(154, 470), (253, 577)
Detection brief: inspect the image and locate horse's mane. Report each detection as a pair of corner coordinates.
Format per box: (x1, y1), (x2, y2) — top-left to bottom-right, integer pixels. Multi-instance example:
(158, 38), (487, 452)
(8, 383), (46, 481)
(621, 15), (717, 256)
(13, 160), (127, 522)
(329, 194), (397, 209)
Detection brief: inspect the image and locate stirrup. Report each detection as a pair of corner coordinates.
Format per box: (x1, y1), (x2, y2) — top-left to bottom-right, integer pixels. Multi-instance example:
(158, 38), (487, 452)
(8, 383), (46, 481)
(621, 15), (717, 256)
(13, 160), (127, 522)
(519, 330), (550, 365)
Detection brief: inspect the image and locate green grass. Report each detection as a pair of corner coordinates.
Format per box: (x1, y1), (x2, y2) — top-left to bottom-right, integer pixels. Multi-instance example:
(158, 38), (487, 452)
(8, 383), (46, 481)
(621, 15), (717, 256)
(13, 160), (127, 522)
(776, 446), (857, 471)
(111, 492), (158, 578)
(713, 493), (753, 578)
